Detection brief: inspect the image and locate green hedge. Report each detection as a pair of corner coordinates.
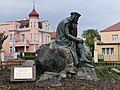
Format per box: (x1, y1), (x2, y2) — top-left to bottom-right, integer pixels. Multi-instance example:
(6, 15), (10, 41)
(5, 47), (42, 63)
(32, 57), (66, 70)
(23, 56), (37, 60)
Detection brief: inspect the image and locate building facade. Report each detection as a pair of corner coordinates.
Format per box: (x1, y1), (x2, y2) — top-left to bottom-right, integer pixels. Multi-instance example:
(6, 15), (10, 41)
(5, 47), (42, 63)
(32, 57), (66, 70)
(0, 6), (51, 60)
(94, 22), (120, 63)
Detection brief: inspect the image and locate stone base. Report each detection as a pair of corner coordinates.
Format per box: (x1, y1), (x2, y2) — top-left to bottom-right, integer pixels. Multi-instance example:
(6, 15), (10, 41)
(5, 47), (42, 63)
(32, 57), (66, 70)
(36, 72), (62, 88)
(36, 44), (73, 73)
(75, 67), (97, 80)
(21, 60), (35, 67)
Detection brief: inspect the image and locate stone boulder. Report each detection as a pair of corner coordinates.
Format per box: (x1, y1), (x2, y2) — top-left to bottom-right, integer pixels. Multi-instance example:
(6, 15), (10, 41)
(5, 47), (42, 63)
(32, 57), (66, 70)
(21, 60), (35, 67)
(75, 67), (97, 80)
(111, 68), (120, 75)
(36, 71), (62, 87)
(95, 66), (109, 76)
(36, 44), (73, 73)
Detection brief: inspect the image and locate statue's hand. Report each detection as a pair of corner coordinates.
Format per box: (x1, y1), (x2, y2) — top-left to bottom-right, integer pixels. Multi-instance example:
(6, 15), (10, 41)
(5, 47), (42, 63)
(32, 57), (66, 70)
(77, 38), (84, 44)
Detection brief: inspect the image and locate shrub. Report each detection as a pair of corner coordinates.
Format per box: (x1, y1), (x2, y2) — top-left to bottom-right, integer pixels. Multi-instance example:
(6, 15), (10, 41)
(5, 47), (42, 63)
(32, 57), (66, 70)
(23, 56), (37, 60)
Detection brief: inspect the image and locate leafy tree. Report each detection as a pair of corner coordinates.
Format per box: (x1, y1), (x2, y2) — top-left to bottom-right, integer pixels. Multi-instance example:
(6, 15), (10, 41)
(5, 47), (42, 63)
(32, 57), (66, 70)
(82, 29), (101, 57)
(0, 33), (8, 50)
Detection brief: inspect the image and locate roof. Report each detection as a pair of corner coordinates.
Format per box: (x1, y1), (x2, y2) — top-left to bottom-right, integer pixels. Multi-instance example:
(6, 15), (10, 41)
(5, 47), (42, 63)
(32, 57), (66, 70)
(29, 8), (39, 17)
(51, 31), (56, 39)
(97, 42), (120, 45)
(101, 22), (120, 32)
(16, 20), (42, 29)
(17, 20), (29, 28)
(38, 22), (42, 29)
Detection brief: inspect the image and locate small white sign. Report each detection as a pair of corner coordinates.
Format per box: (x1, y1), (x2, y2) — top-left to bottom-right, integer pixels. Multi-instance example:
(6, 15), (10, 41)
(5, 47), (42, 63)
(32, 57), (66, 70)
(14, 67), (33, 79)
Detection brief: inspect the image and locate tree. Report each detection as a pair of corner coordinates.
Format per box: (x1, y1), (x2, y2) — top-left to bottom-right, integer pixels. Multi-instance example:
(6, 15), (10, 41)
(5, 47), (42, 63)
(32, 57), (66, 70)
(82, 29), (101, 57)
(0, 33), (8, 50)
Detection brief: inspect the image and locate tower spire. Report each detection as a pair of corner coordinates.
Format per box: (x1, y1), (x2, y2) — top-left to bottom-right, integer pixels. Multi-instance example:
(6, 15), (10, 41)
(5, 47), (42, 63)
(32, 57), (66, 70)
(29, 0), (39, 17)
(33, 0), (35, 9)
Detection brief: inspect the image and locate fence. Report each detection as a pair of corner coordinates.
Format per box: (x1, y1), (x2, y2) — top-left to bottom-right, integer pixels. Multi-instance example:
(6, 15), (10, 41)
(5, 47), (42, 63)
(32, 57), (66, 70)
(0, 56), (14, 61)
(94, 62), (120, 67)
(0, 60), (25, 69)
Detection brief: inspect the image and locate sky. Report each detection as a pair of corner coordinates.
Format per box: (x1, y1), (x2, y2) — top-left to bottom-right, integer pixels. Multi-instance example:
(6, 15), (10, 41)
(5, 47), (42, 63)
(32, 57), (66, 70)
(1, 0), (120, 36)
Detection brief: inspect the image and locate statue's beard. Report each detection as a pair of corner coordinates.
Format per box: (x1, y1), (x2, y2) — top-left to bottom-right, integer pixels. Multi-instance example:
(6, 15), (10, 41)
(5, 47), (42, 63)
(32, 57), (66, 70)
(71, 20), (78, 24)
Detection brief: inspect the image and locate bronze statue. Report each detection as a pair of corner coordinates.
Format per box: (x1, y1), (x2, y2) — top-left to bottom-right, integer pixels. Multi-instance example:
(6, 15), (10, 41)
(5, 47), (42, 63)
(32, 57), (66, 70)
(52, 12), (93, 68)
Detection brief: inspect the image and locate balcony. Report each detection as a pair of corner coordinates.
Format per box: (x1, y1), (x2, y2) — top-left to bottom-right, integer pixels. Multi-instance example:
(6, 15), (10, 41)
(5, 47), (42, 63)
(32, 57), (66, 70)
(14, 40), (30, 47)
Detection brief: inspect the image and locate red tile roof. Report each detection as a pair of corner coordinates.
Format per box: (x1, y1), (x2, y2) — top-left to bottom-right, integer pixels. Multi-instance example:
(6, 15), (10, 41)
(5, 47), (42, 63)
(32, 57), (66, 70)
(101, 22), (120, 32)
(51, 31), (56, 39)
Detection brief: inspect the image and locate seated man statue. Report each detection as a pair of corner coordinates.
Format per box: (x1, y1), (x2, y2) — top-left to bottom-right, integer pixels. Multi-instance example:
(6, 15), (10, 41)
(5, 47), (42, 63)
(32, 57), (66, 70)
(52, 12), (93, 68)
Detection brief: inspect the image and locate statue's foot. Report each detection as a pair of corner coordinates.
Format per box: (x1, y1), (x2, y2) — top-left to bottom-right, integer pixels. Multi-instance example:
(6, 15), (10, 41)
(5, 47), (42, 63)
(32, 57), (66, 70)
(84, 63), (94, 68)
(79, 58), (91, 63)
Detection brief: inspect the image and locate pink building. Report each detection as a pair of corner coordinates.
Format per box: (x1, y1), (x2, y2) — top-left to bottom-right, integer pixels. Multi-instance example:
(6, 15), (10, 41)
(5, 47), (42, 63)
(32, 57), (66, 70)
(0, 6), (51, 60)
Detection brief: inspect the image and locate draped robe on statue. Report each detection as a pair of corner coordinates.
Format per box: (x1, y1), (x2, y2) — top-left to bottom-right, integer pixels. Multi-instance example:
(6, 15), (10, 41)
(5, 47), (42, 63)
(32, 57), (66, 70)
(52, 17), (79, 65)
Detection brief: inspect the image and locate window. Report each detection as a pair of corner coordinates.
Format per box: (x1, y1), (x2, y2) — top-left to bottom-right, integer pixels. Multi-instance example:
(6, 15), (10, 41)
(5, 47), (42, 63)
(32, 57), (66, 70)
(10, 34), (12, 42)
(102, 48), (105, 55)
(30, 22), (32, 28)
(30, 34), (32, 41)
(16, 24), (19, 29)
(22, 34), (25, 42)
(9, 46), (12, 53)
(45, 24), (48, 31)
(106, 48), (109, 55)
(34, 22), (36, 28)
(112, 35), (118, 41)
(46, 35), (47, 43)
(102, 48), (114, 55)
(39, 33), (42, 46)
(48, 36), (49, 43)
(34, 33), (37, 42)
(110, 48), (114, 55)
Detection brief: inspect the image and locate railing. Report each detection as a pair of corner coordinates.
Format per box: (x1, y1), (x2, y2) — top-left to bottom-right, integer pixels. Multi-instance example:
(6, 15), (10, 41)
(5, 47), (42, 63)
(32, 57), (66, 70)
(14, 41), (30, 47)
(98, 54), (120, 62)
(94, 54), (120, 66)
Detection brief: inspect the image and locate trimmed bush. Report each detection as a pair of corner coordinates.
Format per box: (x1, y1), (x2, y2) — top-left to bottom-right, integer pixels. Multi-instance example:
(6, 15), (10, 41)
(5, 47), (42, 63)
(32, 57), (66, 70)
(23, 56), (37, 60)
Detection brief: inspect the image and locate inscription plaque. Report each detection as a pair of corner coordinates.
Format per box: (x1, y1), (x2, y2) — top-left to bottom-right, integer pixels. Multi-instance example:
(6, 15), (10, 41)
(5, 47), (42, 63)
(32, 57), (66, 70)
(10, 66), (36, 81)
(14, 67), (32, 79)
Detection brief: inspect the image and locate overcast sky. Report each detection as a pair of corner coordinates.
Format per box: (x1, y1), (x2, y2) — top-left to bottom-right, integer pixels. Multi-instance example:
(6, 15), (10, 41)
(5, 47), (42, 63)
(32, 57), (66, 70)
(1, 0), (120, 36)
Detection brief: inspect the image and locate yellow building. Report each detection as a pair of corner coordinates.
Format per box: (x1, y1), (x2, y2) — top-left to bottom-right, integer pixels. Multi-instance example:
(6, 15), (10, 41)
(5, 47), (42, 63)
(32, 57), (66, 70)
(94, 22), (120, 63)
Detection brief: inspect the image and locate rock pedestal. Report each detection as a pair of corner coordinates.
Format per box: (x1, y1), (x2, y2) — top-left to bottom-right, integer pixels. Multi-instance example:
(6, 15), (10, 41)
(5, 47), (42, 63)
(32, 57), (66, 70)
(111, 68), (120, 75)
(21, 60), (35, 67)
(36, 72), (62, 87)
(35, 44), (97, 88)
(76, 67), (97, 80)
(36, 44), (73, 73)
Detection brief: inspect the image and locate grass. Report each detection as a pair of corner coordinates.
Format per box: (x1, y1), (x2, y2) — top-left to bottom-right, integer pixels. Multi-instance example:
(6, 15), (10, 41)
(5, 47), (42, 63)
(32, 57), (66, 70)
(95, 65), (120, 80)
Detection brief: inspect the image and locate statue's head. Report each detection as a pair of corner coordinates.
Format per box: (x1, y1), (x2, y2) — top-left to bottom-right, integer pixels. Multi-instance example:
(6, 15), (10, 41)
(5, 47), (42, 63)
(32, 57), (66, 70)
(70, 12), (81, 23)
(70, 12), (81, 17)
